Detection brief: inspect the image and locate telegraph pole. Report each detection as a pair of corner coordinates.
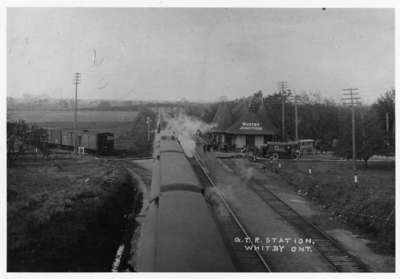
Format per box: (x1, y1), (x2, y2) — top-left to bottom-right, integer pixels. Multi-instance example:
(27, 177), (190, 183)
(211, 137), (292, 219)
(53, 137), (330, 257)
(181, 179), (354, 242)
(279, 81), (288, 141)
(73, 73), (81, 154)
(342, 88), (360, 184)
(293, 91), (299, 141)
(385, 112), (389, 134)
(146, 116), (152, 142)
(360, 110), (365, 138)
(287, 90), (301, 142)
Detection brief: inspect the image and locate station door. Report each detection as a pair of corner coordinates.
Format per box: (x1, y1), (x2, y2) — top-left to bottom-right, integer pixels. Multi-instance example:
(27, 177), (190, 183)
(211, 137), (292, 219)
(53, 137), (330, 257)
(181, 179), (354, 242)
(245, 135), (255, 147)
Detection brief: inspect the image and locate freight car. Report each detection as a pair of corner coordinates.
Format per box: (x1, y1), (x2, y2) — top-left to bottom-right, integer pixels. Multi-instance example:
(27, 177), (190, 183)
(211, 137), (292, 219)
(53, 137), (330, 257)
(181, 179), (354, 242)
(78, 131), (114, 155)
(138, 134), (236, 271)
(46, 127), (63, 145)
(44, 127), (114, 155)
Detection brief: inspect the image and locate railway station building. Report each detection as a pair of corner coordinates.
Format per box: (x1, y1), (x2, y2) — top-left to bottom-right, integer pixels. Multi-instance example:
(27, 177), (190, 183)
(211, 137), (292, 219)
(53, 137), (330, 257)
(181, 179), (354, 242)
(226, 103), (278, 149)
(211, 98), (278, 150)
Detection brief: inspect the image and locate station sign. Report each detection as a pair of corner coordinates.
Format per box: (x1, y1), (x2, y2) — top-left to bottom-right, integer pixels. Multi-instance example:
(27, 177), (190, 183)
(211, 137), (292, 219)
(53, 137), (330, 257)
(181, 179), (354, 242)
(240, 122), (262, 130)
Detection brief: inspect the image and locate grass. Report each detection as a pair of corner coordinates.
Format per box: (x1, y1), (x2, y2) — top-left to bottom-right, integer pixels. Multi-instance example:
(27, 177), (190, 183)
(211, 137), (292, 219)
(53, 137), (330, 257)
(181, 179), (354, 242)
(269, 159), (395, 255)
(7, 155), (140, 271)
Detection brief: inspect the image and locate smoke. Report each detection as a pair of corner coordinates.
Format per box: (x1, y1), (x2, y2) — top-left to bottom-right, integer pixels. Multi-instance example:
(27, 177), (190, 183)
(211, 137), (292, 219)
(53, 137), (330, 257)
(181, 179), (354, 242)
(243, 166), (255, 182)
(233, 159), (255, 183)
(163, 111), (216, 157)
(205, 185), (239, 217)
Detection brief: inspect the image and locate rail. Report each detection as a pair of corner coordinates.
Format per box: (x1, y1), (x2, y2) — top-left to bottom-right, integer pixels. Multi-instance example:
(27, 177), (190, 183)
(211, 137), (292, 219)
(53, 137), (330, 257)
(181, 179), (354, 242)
(191, 152), (272, 272)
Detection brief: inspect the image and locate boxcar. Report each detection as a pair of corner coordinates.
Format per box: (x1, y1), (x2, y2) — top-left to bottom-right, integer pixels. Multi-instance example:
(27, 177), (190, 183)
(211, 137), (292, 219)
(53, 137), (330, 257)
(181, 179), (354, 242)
(78, 131), (114, 155)
(44, 128), (114, 155)
(46, 128), (62, 146)
(96, 132), (114, 154)
(61, 129), (74, 147)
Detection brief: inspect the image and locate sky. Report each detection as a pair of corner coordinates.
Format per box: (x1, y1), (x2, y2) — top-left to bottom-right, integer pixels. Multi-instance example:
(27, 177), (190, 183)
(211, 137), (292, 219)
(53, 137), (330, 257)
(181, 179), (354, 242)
(7, 8), (394, 103)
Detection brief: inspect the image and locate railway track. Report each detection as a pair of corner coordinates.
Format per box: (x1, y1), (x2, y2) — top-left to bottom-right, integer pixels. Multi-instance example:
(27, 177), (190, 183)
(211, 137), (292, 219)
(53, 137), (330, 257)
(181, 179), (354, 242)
(189, 153), (272, 272)
(221, 158), (368, 272)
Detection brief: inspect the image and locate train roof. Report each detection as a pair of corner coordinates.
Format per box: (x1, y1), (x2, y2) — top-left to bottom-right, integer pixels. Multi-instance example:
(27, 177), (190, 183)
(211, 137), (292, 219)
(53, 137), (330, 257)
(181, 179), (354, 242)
(137, 191), (236, 271)
(159, 151), (202, 192)
(159, 138), (184, 153)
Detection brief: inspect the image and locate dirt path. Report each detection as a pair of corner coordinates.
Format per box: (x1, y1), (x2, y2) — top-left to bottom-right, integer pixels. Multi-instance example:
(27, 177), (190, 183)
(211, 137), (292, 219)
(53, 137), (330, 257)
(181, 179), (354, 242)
(117, 161), (153, 271)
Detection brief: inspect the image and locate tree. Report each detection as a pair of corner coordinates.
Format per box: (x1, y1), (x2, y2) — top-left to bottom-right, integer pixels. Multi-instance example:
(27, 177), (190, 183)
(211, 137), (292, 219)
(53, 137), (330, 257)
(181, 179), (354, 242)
(7, 121), (50, 164)
(123, 100), (133, 107)
(359, 108), (387, 167)
(127, 108), (157, 155)
(28, 125), (49, 157)
(373, 89), (395, 148)
(59, 99), (69, 109)
(335, 107), (386, 168)
(199, 102), (219, 123)
(7, 120), (29, 164)
(98, 100), (111, 109)
(262, 92), (341, 145)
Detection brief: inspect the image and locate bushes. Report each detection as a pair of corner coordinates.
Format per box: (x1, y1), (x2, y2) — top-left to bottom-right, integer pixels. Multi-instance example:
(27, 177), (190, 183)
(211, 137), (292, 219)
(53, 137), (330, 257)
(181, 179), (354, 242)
(115, 108), (156, 156)
(278, 163), (394, 254)
(8, 162), (139, 271)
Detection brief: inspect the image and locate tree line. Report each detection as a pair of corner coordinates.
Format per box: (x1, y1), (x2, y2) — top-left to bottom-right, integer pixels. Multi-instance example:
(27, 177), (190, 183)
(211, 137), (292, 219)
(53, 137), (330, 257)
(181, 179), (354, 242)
(7, 120), (49, 165)
(185, 89), (395, 167)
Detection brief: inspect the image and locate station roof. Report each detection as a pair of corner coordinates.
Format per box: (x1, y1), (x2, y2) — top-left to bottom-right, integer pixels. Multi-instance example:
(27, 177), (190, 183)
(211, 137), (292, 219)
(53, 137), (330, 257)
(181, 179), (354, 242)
(225, 103), (278, 136)
(211, 102), (233, 132)
(231, 99), (249, 123)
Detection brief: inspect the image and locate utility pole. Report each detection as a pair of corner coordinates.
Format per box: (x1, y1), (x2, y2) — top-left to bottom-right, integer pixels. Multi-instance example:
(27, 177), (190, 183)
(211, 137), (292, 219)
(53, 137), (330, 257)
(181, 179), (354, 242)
(279, 81), (288, 141)
(360, 110), (365, 138)
(287, 90), (302, 142)
(342, 88), (360, 184)
(146, 116), (152, 142)
(385, 112), (389, 134)
(73, 73), (81, 154)
(293, 91), (299, 142)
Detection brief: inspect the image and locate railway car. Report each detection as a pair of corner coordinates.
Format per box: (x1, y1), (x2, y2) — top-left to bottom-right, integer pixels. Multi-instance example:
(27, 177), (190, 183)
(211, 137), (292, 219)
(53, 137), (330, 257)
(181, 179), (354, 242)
(138, 136), (236, 272)
(79, 131), (114, 155)
(45, 128), (62, 146)
(43, 128), (114, 155)
(148, 191), (236, 271)
(61, 129), (74, 147)
(159, 151), (202, 193)
(159, 137), (184, 153)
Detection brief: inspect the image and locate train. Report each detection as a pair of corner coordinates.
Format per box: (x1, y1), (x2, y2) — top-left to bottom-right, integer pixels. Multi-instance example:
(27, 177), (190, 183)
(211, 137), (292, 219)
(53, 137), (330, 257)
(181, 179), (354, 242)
(137, 132), (236, 271)
(43, 127), (114, 155)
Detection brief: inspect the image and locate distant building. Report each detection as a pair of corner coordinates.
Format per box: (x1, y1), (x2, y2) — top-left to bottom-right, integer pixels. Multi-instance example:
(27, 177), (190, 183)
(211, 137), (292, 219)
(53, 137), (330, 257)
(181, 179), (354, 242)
(211, 93), (278, 149)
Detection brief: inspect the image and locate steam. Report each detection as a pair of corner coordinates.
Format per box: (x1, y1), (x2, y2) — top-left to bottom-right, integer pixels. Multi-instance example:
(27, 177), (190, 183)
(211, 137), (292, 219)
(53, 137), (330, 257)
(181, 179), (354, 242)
(163, 111), (216, 157)
(232, 159), (256, 183)
(205, 184), (240, 217)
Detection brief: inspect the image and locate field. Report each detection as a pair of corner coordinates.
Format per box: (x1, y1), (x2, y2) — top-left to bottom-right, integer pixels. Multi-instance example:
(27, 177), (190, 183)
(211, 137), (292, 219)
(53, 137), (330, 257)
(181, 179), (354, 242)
(7, 109), (139, 122)
(267, 159), (395, 254)
(7, 155), (142, 271)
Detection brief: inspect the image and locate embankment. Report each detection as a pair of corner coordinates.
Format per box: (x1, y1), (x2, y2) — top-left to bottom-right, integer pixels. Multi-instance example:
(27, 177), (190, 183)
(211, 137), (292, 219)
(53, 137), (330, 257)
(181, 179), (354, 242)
(7, 157), (142, 272)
